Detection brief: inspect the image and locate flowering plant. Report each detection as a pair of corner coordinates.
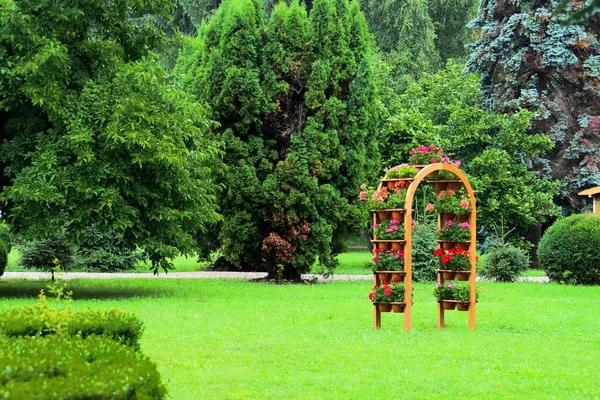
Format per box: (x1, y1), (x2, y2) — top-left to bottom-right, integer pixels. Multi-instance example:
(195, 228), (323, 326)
(430, 189), (471, 214)
(408, 145), (445, 165)
(438, 220), (470, 241)
(433, 247), (474, 271)
(384, 164), (418, 179)
(371, 249), (404, 271)
(375, 219), (405, 240)
(433, 281), (479, 301)
(369, 281), (405, 303)
(428, 158), (462, 180)
(359, 182), (407, 210)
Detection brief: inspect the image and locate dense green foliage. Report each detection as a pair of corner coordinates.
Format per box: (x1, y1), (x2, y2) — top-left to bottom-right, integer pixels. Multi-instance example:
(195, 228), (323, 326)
(176, 0), (379, 279)
(0, 0), (224, 273)
(360, 0), (438, 90)
(428, 0), (478, 62)
(0, 302), (144, 348)
(0, 222), (12, 253)
(411, 221), (438, 281)
(480, 242), (530, 282)
(0, 240), (7, 277)
(75, 226), (146, 272)
(466, 1), (600, 207)
(20, 236), (75, 273)
(381, 62), (561, 237)
(0, 335), (165, 399)
(538, 214), (600, 284)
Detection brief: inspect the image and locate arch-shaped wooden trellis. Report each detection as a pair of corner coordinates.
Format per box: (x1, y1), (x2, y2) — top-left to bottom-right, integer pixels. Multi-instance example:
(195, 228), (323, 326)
(372, 163), (477, 331)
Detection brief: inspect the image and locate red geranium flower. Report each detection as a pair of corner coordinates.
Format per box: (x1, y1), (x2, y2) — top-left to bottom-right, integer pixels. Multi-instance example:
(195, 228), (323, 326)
(442, 253), (453, 266)
(369, 292), (375, 300)
(433, 248), (444, 257)
(383, 286), (392, 296)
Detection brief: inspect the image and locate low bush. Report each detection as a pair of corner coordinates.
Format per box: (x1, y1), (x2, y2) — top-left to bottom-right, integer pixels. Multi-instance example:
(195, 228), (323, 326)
(20, 235), (75, 272)
(0, 303), (144, 349)
(76, 226), (145, 272)
(538, 214), (600, 285)
(0, 240), (7, 277)
(480, 242), (529, 282)
(412, 222), (438, 282)
(0, 335), (166, 399)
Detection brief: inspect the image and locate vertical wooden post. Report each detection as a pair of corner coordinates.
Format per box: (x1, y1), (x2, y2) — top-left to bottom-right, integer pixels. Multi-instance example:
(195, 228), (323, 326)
(404, 198), (413, 332)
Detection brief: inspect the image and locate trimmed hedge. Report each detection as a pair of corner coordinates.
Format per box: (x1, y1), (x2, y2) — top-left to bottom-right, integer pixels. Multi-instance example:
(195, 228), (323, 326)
(0, 304), (144, 349)
(0, 335), (166, 399)
(538, 214), (600, 285)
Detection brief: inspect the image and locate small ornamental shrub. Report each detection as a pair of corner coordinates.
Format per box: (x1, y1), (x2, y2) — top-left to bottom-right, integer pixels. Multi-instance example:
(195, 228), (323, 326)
(0, 240), (7, 277)
(375, 219), (405, 240)
(480, 242), (529, 282)
(371, 249), (404, 272)
(412, 222), (438, 282)
(438, 220), (470, 241)
(384, 165), (418, 179)
(538, 214), (600, 285)
(0, 222), (12, 253)
(76, 226), (145, 272)
(0, 303), (144, 349)
(0, 335), (166, 399)
(20, 235), (75, 273)
(369, 281), (404, 303)
(434, 247), (473, 271)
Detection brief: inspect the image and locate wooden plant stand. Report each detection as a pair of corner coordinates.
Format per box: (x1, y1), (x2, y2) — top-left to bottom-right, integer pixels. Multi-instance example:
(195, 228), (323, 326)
(372, 163), (477, 331)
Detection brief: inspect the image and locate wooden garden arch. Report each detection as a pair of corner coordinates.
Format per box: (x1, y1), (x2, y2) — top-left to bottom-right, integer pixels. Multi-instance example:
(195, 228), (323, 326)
(373, 163), (477, 331)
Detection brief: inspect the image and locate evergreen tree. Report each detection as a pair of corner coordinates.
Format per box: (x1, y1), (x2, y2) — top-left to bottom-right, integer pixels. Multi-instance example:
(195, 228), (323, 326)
(359, 0), (439, 91)
(177, 0), (379, 280)
(466, 1), (600, 208)
(428, 0), (478, 62)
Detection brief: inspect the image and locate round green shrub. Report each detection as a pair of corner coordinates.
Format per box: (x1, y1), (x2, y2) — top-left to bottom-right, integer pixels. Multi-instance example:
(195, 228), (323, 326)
(480, 242), (529, 282)
(0, 223), (12, 253)
(0, 240), (7, 277)
(0, 335), (166, 399)
(538, 214), (600, 285)
(412, 222), (438, 282)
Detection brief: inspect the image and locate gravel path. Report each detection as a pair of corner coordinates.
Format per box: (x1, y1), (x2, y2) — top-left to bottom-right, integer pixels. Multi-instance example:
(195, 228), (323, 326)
(1, 271), (549, 283)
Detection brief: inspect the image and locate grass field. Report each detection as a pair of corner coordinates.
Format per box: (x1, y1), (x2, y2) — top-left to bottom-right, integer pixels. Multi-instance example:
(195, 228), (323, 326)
(1, 278), (598, 399)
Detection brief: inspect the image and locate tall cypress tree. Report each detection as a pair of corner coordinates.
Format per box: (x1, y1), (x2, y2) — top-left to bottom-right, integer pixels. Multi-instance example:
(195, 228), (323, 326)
(466, 1), (600, 208)
(176, 0), (379, 280)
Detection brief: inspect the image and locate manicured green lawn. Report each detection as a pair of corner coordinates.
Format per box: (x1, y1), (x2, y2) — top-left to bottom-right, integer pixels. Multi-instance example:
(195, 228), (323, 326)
(1, 278), (598, 399)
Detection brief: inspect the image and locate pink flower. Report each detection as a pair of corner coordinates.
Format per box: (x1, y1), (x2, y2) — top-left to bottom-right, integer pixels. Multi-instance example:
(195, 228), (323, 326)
(390, 219), (399, 225)
(437, 228), (442, 233)
(396, 251), (404, 258)
(438, 150), (444, 155)
(454, 160), (462, 167)
(373, 223), (379, 228)
(460, 200), (470, 209)
(411, 220), (415, 226)
(387, 225), (398, 232)
(359, 191), (367, 201)
(373, 257), (379, 263)
(373, 248), (382, 254)
(409, 151), (415, 156)
(446, 190), (455, 196)
(431, 158), (438, 163)
(459, 222), (470, 228)
(436, 282), (442, 287)
(441, 157), (451, 163)
(429, 145), (438, 151)
(360, 183), (367, 190)
(426, 203), (435, 212)
(444, 220), (454, 227)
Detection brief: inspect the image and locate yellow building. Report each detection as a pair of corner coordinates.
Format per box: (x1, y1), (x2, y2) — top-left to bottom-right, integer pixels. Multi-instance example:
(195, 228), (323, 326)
(578, 186), (600, 214)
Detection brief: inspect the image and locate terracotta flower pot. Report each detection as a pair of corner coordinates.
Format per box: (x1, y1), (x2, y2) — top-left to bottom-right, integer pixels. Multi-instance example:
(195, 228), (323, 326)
(376, 272), (392, 282)
(378, 303), (392, 313)
(432, 181), (446, 193)
(391, 210), (404, 220)
(378, 210), (391, 221)
(378, 242), (391, 251)
(441, 241), (453, 250)
(442, 271), (456, 280)
(447, 181), (463, 191)
(441, 301), (456, 310)
(440, 213), (453, 222)
(455, 271), (470, 281)
(391, 302), (405, 313)
(391, 242), (404, 251)
(457, 302), (470, 312)
(386, 180), (395, 189)
(456, 213), (469, 222)
(456, 242), (469, 250)
(391, 272), (405, 281)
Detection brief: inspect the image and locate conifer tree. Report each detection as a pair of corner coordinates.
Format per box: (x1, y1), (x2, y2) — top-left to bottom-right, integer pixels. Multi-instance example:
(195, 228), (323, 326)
(177, 0), (379, 280)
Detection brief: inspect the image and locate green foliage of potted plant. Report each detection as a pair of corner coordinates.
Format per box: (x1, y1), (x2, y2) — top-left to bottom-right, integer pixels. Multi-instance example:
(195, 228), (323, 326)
(438, 220), (470, 242)
(430, 189), (471, 215)
(371, 249), (404, 273)
(359, 184), (407, 211)
(375, 219), (405, 240)
(433, 281), (479, 311)
(384, 164), (418, 179)
(369, 281), (405, 312)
